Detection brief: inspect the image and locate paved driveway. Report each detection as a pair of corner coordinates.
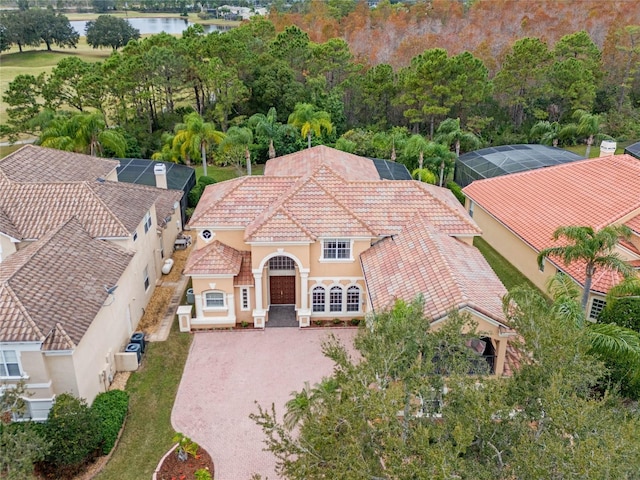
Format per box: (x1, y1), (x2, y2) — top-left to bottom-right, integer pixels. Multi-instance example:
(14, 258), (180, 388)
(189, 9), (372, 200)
(172, 328), (358, 479)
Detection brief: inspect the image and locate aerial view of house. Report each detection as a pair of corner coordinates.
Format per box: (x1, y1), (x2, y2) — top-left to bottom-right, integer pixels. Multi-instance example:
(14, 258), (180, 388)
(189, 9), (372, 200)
(463, 153), (640, 318)
(0, 146), (184, 419)
(182, 146), (514, 375)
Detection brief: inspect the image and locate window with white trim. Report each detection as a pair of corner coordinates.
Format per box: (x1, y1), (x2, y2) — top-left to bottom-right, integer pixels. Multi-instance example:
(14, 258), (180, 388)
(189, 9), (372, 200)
(346, 286), (361, 312)
(330, 286), (343, 312)
(241, 288), (250, 311)
(269, 256), (295, 270)
(322, 239), (351, 260)
(589, 298), (607, 320)
(143, 266), (150, 291)
(205, 291), (225, 308)
(0, 350), (21, 377)
(133, 230), (138, 242)
(468, 201), (474, 218)
(538, 258), (545, 272)
(312, 286), (325, 312)
(143, 211), (152, 233)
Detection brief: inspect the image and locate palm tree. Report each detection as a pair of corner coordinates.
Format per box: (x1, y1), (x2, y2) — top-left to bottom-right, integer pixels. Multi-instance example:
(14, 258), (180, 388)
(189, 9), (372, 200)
(435, 118), (481, 157)
(219, 126), (254, 175)
(287, 103), (333, 148)
(405, 134), (430, 170)
(558, 109), (610, 158)
(152, 133), (180, 163)
(412, 168), (436, 184)
(537, 225), (634, 311)
(248, 107), (279, 159)
(40, 111), (127, 157)
(506, 274), (640, 363)
(530, 120), (561, 147)
(173, 112), (225, 177)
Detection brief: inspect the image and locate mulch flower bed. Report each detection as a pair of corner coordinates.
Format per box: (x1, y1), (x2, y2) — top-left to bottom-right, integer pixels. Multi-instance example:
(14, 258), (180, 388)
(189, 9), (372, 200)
(156, 446), (214, 480)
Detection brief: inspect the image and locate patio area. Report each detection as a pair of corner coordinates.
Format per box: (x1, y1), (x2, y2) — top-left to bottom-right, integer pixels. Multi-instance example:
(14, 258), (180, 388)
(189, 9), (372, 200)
(171, 327), (358, 479)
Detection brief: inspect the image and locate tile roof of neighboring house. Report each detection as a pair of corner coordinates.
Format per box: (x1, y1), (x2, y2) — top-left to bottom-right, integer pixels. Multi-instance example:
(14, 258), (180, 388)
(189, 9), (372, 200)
(0, 175), (182, 240)
(0, 217), (133, 349)
(183, 240), (244, 276)
(263, 145), (381, 181)
(190, 153), (480, 240)
(0, 145), (119, 183)
(360, 218), (508, 324)
(463, 154), (640, 293)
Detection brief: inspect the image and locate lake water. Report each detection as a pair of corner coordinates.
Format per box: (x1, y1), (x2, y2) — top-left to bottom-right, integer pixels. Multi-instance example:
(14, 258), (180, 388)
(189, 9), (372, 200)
(70, 17), (233, 36)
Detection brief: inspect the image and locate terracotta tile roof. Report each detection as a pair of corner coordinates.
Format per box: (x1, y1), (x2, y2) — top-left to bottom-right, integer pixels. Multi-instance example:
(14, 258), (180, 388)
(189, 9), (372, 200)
(360, 217), (507, 324)
(264, 145), (381, 181)
(234, 251), (254, 286)
(463, 155), (640, 250)
(626, 214), (640, 235)
(189, 176), (299, 228)
(0, 217), (133, 349)
(184, 240), (244, 276)
(0, 176), (182, 240)
(0, 145), (119, 183)
(189, 148), (479, 241)
(463, 154), (640, 293)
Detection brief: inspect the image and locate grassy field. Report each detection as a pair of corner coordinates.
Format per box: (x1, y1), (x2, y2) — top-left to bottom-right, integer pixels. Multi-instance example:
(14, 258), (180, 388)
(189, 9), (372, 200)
(194, 163), (265, 182)
(474, 237), (542, 293)
(95, 320), (192, 480)
(564, 139), (634, 158)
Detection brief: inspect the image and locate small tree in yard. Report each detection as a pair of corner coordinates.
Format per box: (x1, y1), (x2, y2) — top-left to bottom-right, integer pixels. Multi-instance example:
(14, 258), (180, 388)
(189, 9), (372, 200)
(43, 394), (102, 472)
(0, 380), (49, 479)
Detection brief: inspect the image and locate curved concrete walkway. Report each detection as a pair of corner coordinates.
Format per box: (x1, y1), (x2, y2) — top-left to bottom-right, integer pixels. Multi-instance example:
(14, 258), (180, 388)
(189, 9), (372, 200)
(172, 328), (358, 479)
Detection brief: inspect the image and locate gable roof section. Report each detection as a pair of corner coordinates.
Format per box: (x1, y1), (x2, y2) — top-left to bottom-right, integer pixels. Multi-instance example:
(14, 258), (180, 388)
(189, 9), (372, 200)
(189, 176), (299, 228)
(0, 217), (133, 349)
(245, 170), (376, 242)
(263, 145), (381, 181)
(0, 176), (182, 240)
(0, 145), (119, 183)
(626, 214), (640, 235)
(190, 158), (479, 240)
(184, 240), (244, 276)
(463, 155), (640, 252)
(360, 217), (507, 324)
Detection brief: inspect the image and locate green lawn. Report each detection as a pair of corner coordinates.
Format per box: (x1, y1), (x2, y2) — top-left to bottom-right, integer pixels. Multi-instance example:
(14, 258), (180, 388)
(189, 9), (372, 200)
(564, 139), (634, 158)
(95, 321), (192, 480)
(474, 237), (542, 293)
(196, 163), (265, 182)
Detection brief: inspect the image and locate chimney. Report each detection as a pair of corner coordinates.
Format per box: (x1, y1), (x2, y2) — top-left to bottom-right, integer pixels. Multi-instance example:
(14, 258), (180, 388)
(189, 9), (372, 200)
(599, 140), (616, 157)
(154, 163), (167, 189)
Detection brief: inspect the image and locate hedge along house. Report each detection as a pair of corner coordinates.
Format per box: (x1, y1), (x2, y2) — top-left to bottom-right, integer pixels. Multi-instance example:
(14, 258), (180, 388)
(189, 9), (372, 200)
(463, 154), (640, 320)
(0, 146), (183, 419)
(182, 146), (515, 375)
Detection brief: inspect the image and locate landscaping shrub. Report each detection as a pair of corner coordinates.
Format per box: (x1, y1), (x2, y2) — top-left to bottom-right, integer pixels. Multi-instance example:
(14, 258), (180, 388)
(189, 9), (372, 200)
(187, 176), (217, 208)
(92, 390), (129, 455)
(446, 181), (465, 205)
(43, 394), (102, 471)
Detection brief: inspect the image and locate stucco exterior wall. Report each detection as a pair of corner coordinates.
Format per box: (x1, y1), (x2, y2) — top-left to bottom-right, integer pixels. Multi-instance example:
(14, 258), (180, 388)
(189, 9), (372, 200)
(468, 202), (557, 294)
(45, 353), (77, 397)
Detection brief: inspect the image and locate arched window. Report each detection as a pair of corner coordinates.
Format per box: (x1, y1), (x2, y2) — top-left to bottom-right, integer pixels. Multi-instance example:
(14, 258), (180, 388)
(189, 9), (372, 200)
(204, 291), (225, 308)
(330, 286), (343, 312)
(346, 286), (360, 312)
(312, 286), (325, 312)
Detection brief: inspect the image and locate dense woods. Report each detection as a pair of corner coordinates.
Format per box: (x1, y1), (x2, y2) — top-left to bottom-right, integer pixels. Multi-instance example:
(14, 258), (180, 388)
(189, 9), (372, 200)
(1, 0), (639, 174)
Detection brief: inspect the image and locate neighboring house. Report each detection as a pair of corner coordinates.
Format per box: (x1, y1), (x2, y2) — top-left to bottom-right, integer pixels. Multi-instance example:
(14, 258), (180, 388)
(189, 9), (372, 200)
(463, 154), (640, 319)
(182, 146), (514, 375)
(0, 146), (183, 419)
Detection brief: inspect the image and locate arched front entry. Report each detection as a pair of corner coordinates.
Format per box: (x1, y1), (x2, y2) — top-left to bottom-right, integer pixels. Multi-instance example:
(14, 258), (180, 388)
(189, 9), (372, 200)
(268, 256), (296, 305)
